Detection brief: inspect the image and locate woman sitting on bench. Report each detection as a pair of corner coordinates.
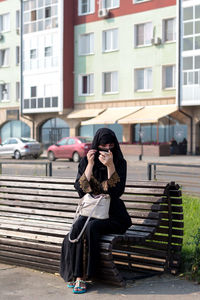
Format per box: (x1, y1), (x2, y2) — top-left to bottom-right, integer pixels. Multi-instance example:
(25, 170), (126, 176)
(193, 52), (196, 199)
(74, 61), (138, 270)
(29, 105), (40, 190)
(60, 128), (131, 294)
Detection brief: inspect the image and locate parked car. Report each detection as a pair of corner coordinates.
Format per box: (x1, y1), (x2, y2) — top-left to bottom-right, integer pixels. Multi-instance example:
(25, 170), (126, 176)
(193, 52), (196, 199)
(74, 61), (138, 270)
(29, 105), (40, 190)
(0, 137), (43, 159)
(47, 136), (92, 162)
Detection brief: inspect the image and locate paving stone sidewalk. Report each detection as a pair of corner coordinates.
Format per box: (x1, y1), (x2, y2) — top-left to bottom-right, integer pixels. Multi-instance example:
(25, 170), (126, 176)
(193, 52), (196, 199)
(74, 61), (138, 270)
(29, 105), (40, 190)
(0, 263), (200, 300)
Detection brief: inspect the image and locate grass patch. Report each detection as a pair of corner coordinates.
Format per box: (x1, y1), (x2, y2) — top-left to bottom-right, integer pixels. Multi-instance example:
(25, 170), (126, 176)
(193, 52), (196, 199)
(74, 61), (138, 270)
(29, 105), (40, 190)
(181, 194), (200, 283)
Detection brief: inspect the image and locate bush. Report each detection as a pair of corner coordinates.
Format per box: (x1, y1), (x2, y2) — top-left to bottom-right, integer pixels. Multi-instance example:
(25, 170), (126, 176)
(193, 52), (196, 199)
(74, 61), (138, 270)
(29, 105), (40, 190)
(181, 195), (200, 283)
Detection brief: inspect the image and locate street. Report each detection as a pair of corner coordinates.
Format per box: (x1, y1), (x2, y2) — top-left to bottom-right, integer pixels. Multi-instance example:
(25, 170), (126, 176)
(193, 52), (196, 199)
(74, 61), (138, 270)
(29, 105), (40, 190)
(0, 155), (200, 195)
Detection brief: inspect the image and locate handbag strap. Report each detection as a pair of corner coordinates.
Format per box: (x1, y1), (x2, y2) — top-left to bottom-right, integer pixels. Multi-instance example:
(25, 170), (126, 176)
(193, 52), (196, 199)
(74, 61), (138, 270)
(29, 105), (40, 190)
(68, 196), (103, 243)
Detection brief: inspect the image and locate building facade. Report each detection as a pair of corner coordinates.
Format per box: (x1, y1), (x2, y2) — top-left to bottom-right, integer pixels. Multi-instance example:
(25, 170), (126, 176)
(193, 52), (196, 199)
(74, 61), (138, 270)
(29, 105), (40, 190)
(2, 0), (197, 154)
(0, 0), (32, 143)
(180, 0), (200, 154)
(71, 0), (187, 148)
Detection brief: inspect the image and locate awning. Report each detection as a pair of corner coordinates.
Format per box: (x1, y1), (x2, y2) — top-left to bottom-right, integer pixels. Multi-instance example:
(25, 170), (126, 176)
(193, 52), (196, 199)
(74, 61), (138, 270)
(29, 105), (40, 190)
(118, 105), (178, 124)
(67, 108), (104, 119)
(81, 107), (143, 125)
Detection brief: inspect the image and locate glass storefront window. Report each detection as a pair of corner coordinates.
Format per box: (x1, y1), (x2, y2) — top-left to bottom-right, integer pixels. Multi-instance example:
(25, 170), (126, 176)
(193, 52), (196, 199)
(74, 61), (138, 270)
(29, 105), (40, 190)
(79, 124), (123, 142)
(132, 122), (187, 144)
(0, 121), (30, 142)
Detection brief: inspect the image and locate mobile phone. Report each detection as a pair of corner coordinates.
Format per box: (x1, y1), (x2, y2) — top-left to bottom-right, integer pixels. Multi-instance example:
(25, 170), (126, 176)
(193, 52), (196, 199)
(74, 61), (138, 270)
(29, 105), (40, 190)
(99, 148), (109, 153)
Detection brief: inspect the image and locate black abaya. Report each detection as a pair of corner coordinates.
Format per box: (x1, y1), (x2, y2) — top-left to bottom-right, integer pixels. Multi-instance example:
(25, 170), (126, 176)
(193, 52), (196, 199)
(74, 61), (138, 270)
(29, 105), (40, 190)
(60, 128), (132, 282)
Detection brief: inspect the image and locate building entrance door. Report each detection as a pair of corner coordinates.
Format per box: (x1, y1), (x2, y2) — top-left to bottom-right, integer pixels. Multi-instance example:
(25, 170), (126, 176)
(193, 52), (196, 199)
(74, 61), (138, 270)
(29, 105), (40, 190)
(49, 128), (62, 145)
(40, 117), (70, 149)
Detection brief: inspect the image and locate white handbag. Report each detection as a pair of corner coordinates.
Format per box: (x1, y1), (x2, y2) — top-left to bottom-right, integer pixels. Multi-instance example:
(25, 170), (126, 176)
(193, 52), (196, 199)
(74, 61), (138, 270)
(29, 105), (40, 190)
(68, 193), (110, 243)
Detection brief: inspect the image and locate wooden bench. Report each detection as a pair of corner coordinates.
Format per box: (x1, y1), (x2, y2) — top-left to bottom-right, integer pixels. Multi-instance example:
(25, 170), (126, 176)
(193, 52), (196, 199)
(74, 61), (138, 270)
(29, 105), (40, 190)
(0, 175), (183, 286)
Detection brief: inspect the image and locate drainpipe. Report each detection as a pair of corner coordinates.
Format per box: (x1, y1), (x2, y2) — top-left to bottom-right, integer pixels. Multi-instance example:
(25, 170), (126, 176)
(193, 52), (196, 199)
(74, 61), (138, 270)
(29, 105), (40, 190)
(177, 0), (193, 154)
(20, 0), (35, 139)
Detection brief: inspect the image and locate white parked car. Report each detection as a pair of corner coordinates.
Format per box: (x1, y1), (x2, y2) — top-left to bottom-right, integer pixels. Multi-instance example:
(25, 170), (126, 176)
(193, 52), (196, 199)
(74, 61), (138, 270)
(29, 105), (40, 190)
(0, 137), (43, 159)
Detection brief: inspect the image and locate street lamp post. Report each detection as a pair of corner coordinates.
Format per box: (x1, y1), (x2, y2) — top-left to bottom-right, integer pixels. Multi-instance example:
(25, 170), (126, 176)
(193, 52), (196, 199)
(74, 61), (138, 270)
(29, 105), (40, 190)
(139, 126), (144, 161)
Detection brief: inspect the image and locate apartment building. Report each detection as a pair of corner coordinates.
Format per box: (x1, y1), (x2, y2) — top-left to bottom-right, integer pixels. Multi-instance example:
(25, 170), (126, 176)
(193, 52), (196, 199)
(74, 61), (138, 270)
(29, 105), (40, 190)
(180, 0), (200, 154)
(0, 0), (27, 142)
(70, 0), (187, 147)
(21, 0), (74, 147)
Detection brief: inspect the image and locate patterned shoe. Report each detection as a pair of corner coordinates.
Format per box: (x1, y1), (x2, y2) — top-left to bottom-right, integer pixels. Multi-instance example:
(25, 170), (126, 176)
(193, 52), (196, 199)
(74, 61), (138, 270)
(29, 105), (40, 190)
(73, 280), (87, 294)
(67, 281), (75, 288)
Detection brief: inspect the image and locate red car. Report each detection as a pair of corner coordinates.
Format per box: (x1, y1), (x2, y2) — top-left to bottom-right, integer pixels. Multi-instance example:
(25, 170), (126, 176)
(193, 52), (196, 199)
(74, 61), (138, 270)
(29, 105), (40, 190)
(47, 136), (92, 162)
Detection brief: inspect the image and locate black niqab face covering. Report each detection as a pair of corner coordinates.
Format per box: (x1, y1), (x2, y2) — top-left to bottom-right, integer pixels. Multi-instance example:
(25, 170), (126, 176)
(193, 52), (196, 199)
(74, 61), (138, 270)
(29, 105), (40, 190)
(91, 128), (124, 181)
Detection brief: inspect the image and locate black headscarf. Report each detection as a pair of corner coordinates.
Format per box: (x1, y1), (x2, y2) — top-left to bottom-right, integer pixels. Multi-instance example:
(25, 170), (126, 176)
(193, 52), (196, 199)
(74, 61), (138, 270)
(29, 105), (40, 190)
(91, 128), (124, 182)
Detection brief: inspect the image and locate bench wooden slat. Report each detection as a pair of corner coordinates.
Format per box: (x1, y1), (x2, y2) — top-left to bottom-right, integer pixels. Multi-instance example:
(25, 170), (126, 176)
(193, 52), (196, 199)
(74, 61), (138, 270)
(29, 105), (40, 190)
(0, 205), (75, 218)
(124, 187), (165, 195)
(0, 199), (78, 211)
(0, 237), (61, 252)
(122, 195), (163, 203)
(0, 175), (75, 183)
(0, 216), (71, 231)
(0, 229), (63, 244)
(0, 244), (60, 259)
(0, 223), (68, 236)
(0, 191), (79, 201)
(0, 180), (74, 190)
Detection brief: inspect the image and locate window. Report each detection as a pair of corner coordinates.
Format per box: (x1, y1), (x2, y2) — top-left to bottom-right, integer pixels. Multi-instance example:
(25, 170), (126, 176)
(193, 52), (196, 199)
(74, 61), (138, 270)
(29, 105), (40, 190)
(99, 0), (120, 9)
(163, 18), (176, 42)
(23, 0), (58, 33)
(16, 10), (20, 30)
(0, 83), (9, 101)
(183, 56), (200, 85)
(44, 46), (52, 56)
(102, 28), (118, 52)
(68, 138), (76, 145)
(31, 86), (37, 97)
(135, 68), (152, 91)
(0, 13), (10, 32)
(79, 33), (94, 55)
(163, 65), (176, 89)
(30, 49), (37, 59)
(45, 7), (51, 18)
(79, 74), (94, 95)
(16, 46), (20, 65)
(31, 10), (37, 21)
(16, 82), (20, 101)
(103, 71), (118, 93)
(78, 0), (95, 15)
(0, 49), (10, 67)
(183, 5), (200, 52)
(135, 22), (153, 46)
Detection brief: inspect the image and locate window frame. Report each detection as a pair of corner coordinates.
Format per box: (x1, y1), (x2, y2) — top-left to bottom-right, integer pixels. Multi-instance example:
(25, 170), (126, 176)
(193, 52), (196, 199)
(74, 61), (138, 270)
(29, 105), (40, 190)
(162, 65), (176, 90)
(79, 32), (94, 56)
(102, 28), (119, 53)
(78, 0), (95, 16)
(135, 67), (153, 92)
(0, 48), (10, 67)
(79, 73), (94, 96)
(102, 71), (118, 94)
(16, 46), (20, 65)
(135, 22), (153, 47)
(99, 0), (120, 10)
(163, 17), (176, 43)
(0, 83), (10, 102)
(16, 82), (20, 101)
(0, 13), (10, 33)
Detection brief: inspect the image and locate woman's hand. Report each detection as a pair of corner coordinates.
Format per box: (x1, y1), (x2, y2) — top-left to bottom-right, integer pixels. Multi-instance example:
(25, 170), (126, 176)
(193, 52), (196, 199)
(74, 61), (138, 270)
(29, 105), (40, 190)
(99, 150), (114, 167)
(87, 149), (97, 166)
